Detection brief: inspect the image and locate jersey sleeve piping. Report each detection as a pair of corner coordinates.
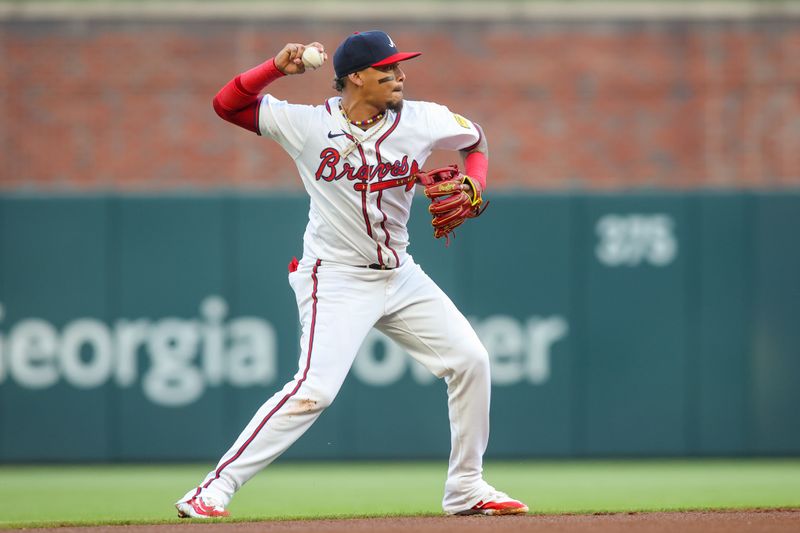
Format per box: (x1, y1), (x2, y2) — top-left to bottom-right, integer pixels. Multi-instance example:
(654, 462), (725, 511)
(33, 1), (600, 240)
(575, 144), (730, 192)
(462, 124), (483, 152)
(255, 96), (263, 136)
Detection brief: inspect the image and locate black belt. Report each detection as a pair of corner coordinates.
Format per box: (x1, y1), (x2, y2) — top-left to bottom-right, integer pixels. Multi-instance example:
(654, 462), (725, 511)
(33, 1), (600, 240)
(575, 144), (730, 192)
(366, 263), (394, 270)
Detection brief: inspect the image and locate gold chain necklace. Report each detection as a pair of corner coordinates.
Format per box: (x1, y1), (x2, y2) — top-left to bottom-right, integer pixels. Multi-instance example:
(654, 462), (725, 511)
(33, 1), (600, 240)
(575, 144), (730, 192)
(339, 103), (388, 159)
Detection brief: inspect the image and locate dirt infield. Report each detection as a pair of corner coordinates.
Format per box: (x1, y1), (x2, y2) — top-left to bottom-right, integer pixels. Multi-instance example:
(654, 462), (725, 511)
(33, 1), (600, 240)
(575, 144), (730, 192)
(29, 509), (800, 533)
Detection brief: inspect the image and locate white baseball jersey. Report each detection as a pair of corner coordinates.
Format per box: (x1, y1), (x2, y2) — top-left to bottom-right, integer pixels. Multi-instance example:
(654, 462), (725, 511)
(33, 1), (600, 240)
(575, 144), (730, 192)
(257, 95), (481, 268)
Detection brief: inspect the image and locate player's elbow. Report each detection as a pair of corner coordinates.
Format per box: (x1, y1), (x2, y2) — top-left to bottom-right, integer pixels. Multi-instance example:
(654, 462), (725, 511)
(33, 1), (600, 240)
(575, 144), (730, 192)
(212, 95), (228, 121)
(212, 95), (260, 134)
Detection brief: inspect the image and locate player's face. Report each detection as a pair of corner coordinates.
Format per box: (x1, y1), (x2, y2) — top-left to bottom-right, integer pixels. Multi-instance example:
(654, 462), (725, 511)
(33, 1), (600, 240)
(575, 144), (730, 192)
(364, 63), (406, 112)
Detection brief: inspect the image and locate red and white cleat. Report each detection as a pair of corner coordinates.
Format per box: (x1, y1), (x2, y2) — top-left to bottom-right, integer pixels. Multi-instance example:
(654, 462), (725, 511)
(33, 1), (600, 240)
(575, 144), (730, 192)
(455, 491), (529, 516)
(175, 496), (230, 519)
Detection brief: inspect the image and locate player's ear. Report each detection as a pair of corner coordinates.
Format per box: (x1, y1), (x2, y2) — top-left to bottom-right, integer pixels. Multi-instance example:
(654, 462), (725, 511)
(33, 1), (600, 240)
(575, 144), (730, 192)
(348, 71), (364, 88)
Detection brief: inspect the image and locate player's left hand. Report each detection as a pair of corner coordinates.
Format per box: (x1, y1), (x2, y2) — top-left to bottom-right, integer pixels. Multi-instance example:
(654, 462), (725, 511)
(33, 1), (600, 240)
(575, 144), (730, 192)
(414, 165), (488, 244)
(275, 42), (326, 75)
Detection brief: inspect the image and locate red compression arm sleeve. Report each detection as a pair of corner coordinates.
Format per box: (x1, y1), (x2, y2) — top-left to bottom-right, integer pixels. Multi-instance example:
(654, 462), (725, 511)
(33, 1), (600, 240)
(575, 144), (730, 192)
(465, 150), (488, 190)
(212, 58), (285, 134)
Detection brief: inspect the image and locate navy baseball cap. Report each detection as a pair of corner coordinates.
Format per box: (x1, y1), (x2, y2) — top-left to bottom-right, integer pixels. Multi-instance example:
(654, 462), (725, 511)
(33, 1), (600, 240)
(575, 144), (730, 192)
(333, 30), (421, 79)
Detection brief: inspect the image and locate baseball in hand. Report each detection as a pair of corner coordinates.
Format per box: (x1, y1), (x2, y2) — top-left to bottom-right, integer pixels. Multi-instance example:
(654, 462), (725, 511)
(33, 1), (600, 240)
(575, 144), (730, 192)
(302, 47), (324, 70)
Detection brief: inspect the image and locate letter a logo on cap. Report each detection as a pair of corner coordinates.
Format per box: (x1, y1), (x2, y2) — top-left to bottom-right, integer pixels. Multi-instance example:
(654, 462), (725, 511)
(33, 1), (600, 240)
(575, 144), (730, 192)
(387, 34), (396, 49)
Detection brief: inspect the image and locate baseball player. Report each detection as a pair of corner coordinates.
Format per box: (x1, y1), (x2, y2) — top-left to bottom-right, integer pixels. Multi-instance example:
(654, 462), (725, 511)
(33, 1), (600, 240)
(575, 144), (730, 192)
(175, 30), (528, 518)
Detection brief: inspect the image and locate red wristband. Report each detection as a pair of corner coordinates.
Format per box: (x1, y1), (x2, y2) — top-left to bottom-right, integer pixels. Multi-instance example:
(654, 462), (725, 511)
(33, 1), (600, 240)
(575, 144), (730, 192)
(465, 151), (488, 190)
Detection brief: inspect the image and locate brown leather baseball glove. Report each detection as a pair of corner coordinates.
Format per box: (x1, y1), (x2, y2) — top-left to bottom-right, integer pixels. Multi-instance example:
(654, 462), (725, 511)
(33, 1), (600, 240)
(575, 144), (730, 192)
(414, 164), (488, 244)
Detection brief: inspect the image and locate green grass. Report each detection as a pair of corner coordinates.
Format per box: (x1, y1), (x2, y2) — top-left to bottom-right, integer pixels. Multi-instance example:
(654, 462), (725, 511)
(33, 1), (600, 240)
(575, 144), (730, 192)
(1, 459), (799, 528)
(1, 0), (795, 4)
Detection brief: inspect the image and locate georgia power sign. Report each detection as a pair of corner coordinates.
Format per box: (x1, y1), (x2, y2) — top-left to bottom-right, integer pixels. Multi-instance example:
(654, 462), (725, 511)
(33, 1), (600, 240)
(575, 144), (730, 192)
(0, 297), (568, 407)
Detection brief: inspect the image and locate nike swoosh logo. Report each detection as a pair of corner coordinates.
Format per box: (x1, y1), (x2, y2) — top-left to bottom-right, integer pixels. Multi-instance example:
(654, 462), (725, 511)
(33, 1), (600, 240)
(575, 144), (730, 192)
(328, 131), (347, 139)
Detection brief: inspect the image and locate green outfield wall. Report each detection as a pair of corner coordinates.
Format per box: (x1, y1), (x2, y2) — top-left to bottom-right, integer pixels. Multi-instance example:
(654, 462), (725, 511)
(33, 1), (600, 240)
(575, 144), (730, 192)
(0, 192), (798, 461)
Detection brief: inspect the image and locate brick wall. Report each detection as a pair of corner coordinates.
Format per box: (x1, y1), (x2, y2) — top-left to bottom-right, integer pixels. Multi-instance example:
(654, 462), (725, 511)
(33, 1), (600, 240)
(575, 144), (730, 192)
(2, 18), (798, 190)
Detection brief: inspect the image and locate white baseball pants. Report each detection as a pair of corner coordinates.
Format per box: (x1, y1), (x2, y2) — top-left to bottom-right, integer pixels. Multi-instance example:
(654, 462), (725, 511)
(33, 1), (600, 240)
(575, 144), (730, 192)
(182, 257), (492, 513)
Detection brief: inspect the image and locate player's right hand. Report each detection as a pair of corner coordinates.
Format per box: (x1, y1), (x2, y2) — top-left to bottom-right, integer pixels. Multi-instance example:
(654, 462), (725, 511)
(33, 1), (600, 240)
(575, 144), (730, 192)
(274, 42), (325, 75)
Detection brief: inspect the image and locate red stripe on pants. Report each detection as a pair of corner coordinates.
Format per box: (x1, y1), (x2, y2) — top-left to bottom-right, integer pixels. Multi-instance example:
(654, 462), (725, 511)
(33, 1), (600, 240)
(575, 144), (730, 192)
(200, 259), (322, 492)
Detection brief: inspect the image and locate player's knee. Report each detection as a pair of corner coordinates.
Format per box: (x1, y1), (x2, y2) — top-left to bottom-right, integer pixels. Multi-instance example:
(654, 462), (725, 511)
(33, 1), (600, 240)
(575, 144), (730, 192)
(293, 389), (336, 412)
(316, 391), (336, 410)
(473, 345), (490, 373)
(454, 343), (490, 376)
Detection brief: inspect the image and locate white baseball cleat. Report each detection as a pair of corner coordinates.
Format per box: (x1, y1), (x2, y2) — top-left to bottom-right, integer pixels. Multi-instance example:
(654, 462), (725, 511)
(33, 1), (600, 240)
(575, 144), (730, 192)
(175, 495), (230, 518)
(454, 490), (529, 516)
